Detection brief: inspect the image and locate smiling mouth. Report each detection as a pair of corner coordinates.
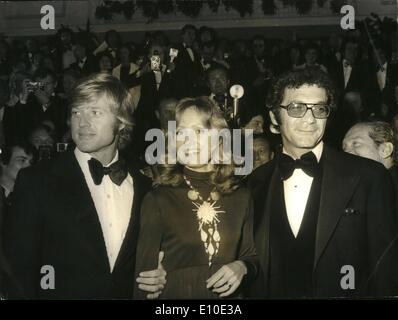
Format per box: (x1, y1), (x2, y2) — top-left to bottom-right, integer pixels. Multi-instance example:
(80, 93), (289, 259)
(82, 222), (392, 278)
(78, 133), (95, 138)
(298, 130), (316, 133)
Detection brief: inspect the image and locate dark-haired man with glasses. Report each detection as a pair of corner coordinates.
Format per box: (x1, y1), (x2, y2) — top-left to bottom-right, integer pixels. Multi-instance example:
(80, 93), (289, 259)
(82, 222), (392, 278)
(248, 67), (398, 298)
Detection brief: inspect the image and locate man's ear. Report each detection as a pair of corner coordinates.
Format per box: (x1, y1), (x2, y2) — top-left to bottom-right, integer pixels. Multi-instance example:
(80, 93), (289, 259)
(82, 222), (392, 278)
(269, 110), (278, 126)
(378, 142), (394, 159)
(155, 110), (160, 120)
(269, 110), (280, 134)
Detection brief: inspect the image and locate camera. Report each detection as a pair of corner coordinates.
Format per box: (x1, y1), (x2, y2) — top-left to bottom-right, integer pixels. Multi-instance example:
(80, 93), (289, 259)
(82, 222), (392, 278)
(56, 143), (68, 153)
(26, 81), (45, 92)
(150, 55), (161, 71)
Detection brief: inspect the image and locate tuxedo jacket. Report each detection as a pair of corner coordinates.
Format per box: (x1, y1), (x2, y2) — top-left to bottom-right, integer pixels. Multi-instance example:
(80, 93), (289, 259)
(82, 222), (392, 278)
(173, 44), (203, 98)
(329, 60), (365, 96)
(4, 149), (151, 299)
(365, 62), (398, 118)
(247, 146), (398, 298)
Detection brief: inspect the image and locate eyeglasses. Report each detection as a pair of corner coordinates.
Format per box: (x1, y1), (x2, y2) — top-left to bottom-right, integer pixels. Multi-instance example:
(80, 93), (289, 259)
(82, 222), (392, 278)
(279, 102), (331, 119)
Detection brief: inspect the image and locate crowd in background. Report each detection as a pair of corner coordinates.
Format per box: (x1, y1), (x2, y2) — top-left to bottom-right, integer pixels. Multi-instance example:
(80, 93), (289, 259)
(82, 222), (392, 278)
(0, 22), (397, 204)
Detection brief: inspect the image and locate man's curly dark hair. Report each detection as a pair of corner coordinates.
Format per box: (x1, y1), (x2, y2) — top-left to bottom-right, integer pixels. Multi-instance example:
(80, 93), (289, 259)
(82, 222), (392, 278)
(266, 67), (338, 124)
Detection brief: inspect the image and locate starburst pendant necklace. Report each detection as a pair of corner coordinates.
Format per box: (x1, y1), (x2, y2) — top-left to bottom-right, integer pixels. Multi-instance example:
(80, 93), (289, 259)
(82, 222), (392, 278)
(183, 174), (225, 267)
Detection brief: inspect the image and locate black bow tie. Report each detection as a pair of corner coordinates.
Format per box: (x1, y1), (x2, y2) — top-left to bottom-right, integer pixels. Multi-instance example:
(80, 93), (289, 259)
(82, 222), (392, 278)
(88, 157), (128, 186)
(376, 64), (385, 72)
(343, 61), (351, 68)
(279, 152), (319, 180)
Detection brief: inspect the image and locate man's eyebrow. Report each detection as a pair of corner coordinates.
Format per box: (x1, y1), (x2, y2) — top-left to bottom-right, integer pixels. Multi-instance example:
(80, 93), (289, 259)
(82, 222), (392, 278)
(291, 100), (328, 104)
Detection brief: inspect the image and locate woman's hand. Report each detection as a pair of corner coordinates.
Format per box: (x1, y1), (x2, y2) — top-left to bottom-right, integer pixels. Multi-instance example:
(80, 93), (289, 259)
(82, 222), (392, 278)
(206, 260), (247, 298)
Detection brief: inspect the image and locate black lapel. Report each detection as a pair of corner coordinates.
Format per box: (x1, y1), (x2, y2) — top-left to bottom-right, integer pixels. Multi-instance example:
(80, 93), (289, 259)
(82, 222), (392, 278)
(51, 149), (111, 272)
(313, 146), (360, 270)
(253, 159), (280, 290)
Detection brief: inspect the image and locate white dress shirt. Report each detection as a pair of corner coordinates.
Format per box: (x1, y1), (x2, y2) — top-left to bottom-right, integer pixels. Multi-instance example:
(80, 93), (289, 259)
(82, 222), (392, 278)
(283, 142), (323, 238)
(343, 59), (352, 88)
(377, 62), (388, 91)
(75, 148), (134, 272)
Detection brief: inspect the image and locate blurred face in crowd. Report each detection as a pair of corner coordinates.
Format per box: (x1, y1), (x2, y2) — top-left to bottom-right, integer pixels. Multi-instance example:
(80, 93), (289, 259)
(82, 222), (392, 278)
(253, 39), (265, 58)
(244, 115), (264, 134)
(176, 107), (214, 172)
(182, 28), (196, 46)
(34, 75), (56, 100)
(305, 48), (318, 65)
(32, 52), (43, 68)
(342, 124), (384, 164)
(60, 31), (72, 46)
(99, 55), (113, 72)
(73, 44), (87, 61)
(63, 73), (79, 96)
(344, 42), (358, 64)
(208, 69), (230, 95)
(119, 47), (131, 65)
(29, 127), (55, 150)
(157, 99), (177, 131)
(199, 29), (213, 43)
(71, 93), (124, 163)
(253, 138), (272, 169)
(234, 40), (247, 58)
(270, 85), (328, 158)
(26, 39), (38, 53)
(201, 44), (216, 62)
(1, 146), (33, 183)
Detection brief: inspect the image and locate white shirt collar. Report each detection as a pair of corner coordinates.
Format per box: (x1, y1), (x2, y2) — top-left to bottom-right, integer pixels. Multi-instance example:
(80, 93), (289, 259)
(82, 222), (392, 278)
(283, 141), (323, 162)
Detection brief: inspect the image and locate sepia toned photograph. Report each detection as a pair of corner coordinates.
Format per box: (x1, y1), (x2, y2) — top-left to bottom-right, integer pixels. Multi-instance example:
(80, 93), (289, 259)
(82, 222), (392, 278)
(0, 0), (397, 312)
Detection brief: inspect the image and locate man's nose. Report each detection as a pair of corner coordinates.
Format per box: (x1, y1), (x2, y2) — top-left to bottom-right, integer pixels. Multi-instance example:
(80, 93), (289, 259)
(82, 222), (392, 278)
(302, 108), (316, 123)
(79, 114), (91, 127)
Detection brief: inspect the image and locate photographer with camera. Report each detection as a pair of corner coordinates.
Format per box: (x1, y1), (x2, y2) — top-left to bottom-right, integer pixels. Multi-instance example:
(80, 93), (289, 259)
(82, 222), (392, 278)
(13, 68), (68, 144)
(125, 42), (179, 156)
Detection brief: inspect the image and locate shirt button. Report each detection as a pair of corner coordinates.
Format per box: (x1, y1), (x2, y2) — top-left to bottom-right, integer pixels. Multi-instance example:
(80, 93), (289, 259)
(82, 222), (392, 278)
(109, 223), (112, 228)
(107, 194), (111, 199)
